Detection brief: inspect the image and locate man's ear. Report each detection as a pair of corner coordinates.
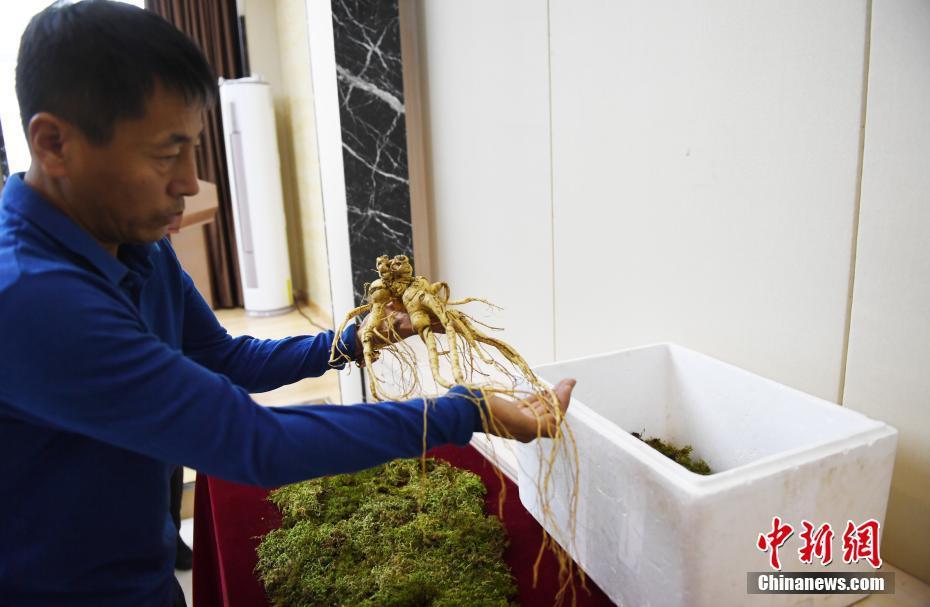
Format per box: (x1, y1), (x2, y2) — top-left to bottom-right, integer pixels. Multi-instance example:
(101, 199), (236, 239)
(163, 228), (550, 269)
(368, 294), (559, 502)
(27, 113), (75, 178)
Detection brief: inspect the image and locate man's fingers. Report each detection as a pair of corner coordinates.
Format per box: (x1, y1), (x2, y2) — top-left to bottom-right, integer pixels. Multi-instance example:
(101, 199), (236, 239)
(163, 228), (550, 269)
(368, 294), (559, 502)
(553, 378), (576, 413)
(518, 378), (574, 408)
(470, 379), (576, 442)
(530, 379), (575, 410)
(522, 379), (576, 439)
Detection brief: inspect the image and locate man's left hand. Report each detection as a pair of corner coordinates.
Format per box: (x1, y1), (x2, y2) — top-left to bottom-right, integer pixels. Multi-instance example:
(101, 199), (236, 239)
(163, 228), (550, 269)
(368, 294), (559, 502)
(353, 302), (444, 362)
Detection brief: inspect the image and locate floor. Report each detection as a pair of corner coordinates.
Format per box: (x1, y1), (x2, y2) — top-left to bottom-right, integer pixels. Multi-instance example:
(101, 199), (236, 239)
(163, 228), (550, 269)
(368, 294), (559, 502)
(853, 564), (930, 606)
(175, 518), (194, 605)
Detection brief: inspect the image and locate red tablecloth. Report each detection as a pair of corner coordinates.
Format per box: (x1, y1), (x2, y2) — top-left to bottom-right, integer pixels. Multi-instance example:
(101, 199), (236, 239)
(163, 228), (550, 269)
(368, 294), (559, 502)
(193, 444), (615, 606)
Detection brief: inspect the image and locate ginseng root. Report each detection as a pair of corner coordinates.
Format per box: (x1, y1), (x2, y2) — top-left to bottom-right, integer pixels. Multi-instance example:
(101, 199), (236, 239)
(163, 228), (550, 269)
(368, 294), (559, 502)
(329, 254), (583, 606)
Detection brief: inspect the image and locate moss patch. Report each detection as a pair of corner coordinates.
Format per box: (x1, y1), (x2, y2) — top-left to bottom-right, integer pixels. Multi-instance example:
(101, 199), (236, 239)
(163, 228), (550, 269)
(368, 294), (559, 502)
(256, 458), (518, 607)
(631, 431), (712, 475)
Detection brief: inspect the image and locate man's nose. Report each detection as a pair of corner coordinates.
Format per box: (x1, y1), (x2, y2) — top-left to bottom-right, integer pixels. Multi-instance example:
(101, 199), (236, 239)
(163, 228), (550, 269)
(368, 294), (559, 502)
(169, 149), (200, 198)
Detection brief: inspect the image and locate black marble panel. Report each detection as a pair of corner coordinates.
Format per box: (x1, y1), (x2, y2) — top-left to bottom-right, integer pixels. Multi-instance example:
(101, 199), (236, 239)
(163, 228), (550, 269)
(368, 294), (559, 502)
(332, 0), (413, 306)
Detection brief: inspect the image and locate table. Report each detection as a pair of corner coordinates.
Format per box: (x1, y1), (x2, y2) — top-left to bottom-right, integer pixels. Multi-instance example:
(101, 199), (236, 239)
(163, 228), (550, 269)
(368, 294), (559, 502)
(192, 444), (615, 606)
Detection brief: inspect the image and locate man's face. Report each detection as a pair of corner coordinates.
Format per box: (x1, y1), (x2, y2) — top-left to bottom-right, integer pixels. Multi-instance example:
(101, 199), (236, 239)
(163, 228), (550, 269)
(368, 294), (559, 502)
(64, 84), (204, 249)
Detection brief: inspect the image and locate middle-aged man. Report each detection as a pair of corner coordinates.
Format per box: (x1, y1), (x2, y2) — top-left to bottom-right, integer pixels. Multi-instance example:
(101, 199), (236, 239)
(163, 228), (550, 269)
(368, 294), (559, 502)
(0, 2), (576, 606)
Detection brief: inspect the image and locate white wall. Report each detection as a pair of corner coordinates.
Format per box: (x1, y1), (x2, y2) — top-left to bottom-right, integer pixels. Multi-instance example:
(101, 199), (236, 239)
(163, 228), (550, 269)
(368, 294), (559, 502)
(417, 0), (553, 367)
(415, 0), (929, 582)
(305, 0), (362, 405)
(243, 0), (284, 87)
(0, 0), (145, 175)
(550, 0), (867, 403)
(844, 0), (930, 583)
(242, 0), (334, 315)
(0, 2), (46, 174)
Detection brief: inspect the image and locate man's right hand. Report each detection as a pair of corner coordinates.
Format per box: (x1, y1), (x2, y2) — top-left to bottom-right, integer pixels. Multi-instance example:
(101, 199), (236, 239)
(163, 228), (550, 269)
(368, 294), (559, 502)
(482, 379), (576, 442)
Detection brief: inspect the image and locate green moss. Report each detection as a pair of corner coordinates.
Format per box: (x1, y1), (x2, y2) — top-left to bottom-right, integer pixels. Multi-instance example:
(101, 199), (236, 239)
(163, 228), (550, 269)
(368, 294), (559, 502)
(631, 431), (712, 475)
(256, 458), (518, 607)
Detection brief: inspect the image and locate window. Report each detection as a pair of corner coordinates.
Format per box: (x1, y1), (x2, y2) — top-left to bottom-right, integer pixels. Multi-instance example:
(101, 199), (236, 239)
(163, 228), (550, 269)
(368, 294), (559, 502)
(0, 0), (145, 174)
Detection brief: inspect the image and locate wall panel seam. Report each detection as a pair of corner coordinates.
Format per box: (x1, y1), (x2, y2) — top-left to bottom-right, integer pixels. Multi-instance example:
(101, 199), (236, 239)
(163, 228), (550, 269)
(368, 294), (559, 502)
(839, 0), (874, 405)
(547, 0), (557, 363)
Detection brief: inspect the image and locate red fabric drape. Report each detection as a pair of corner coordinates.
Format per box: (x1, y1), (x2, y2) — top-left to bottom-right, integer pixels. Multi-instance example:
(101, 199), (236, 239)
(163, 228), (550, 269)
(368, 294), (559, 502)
(145, 0), (243, 307)
(192, 445), (616, 606)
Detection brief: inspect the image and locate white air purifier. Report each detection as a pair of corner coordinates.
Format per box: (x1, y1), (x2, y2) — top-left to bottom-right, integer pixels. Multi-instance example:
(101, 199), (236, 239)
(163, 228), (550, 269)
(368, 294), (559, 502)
(219, 76), (294, 316)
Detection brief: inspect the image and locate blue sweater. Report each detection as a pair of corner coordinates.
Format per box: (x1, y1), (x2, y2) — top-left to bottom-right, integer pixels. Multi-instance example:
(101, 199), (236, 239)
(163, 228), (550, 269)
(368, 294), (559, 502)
(0, 174), (485, 606)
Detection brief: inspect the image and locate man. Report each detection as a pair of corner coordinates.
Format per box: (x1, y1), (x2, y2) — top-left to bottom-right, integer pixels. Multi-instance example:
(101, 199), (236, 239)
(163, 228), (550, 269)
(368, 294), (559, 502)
(0, 2), (575, 606)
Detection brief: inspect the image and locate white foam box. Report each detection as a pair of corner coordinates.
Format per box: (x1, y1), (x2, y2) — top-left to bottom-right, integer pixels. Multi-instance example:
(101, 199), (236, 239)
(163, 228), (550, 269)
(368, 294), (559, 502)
(516, 344), (897, 607)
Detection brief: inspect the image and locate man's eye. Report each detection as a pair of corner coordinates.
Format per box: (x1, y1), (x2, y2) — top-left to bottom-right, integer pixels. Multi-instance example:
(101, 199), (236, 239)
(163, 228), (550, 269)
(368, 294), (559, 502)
(158, 154), (180, 161)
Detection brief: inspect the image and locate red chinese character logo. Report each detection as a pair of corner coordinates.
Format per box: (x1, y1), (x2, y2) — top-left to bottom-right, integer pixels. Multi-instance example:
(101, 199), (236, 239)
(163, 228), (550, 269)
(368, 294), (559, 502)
(798, 520), (834, 565)
(842, 519), (882, 568)
(757, 516), (794, 570)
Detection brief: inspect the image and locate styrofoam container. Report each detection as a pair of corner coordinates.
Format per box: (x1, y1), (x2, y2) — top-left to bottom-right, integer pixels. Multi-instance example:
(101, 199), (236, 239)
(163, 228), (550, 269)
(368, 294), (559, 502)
(516, 344), (897, 607)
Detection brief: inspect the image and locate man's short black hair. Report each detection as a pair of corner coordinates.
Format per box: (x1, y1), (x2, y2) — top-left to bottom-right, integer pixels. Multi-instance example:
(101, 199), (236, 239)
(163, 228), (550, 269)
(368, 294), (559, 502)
(16, 0), (217, 145)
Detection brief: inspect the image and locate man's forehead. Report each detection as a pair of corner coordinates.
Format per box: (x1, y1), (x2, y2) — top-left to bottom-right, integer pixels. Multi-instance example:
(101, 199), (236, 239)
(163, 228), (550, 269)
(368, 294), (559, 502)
(136, 98), (205, 145)
(120, 81), (202, 136)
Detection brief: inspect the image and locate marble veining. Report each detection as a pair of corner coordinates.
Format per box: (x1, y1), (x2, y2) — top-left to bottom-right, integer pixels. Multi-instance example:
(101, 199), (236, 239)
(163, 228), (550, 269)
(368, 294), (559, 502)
(331, 0), (414, 306)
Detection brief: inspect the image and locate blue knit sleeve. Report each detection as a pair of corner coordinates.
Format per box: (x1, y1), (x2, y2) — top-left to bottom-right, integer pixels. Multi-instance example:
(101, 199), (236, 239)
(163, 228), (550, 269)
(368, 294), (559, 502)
(179, 271), (359, 391)
(0, 272), (486, 487)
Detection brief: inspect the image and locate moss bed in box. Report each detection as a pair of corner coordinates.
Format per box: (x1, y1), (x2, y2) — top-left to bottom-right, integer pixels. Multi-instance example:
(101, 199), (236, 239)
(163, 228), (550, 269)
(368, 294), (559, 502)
(256, 458), (518, 607)
(631, 431), (712, 475)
